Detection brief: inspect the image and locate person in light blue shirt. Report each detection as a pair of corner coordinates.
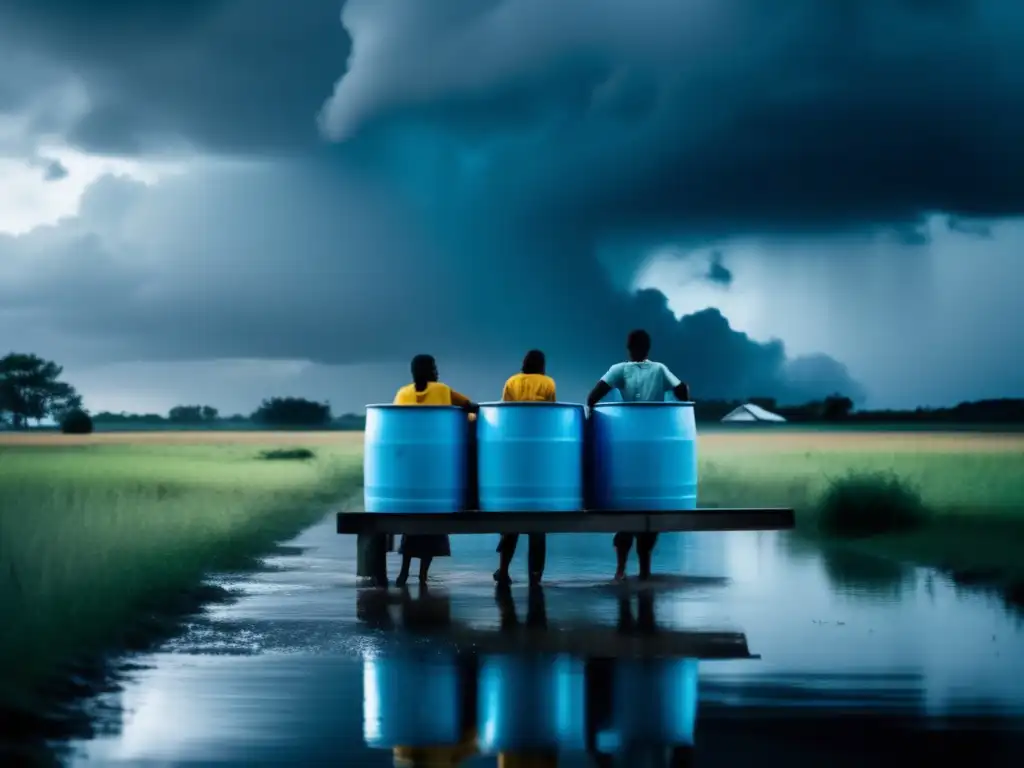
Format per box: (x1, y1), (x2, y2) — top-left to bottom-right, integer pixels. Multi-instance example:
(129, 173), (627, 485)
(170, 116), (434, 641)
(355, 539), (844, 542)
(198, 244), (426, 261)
(587, 329), (691, 581)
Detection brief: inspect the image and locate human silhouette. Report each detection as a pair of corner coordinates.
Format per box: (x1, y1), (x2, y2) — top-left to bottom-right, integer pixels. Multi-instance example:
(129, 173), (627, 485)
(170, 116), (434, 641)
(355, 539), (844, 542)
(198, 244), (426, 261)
(494, 349), (555, 587)
(586, 330), (691, 582)
(393, 354), (479, 587)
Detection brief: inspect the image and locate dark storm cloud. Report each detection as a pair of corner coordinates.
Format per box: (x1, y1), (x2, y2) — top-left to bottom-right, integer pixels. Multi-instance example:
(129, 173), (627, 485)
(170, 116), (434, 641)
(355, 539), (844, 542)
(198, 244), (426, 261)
(0, 0), (349, 156)
(322, 0), (1024, 234)
(705, 252), (733, 287)
(0, 166), (863, 404)
(10, 0), (1022, 404)
(947, 216), (994, 239)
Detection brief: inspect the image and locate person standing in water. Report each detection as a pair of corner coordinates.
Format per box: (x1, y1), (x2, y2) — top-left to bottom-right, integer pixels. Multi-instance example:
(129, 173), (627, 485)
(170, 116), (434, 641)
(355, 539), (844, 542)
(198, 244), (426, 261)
(586, 330), (691, 582)
(493, 349), (556, 586)
(393, 353), (478, 587)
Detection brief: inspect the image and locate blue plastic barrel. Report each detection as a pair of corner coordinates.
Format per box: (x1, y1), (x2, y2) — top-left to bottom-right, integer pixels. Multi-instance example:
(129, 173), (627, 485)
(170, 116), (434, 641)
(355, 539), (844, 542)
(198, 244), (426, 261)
(363, 653), (465, 748)
(590, 402), (698, 511)
(477, 403), (585, 512)
(363, 405), (468, 513)
(477, 655), (587, 753)
(596, 658), (699, 753)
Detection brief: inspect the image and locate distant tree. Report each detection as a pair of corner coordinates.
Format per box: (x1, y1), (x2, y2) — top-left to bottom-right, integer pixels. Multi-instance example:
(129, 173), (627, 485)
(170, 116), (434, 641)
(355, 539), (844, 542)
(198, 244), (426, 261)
(168, 404), (220, 424)
(822, 394), (854, 421)
(0, 352), (83, 428)
(252, 397), (332, 428)
(60, 408), (94, 435)
(335, 412), (367, 431)
(93, 411), (168, 424)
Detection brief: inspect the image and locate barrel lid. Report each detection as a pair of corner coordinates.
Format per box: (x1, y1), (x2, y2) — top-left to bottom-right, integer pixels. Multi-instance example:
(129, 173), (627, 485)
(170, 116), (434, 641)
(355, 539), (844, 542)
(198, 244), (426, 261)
(478, 401), (585, 409)
(592, 401), (695, 407)
(365, 404), (464, 410)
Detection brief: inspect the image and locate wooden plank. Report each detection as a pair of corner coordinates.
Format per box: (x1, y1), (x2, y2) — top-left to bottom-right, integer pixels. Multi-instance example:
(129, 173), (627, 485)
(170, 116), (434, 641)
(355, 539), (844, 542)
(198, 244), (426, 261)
(337, 508), (795, 535)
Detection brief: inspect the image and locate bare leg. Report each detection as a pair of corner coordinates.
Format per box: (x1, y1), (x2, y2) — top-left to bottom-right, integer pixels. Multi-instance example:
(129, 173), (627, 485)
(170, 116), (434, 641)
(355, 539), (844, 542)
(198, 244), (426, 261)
(637, 533), (658, 581)
(494, 533), (518, 584)
(528, 533), (546, 585)
(396, 555), (412, 587)
(418, 556), (433, 583)
(613, 533), (632, 581)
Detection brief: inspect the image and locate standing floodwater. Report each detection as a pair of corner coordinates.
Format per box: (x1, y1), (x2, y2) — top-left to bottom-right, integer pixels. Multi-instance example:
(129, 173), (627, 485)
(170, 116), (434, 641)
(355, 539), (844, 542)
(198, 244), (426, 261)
(53, 512), (1024, 766)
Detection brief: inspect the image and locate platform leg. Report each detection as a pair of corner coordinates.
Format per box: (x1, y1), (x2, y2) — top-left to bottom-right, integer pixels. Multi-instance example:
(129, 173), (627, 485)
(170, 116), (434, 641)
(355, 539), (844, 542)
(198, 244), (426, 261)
(356, 533), (388, 585)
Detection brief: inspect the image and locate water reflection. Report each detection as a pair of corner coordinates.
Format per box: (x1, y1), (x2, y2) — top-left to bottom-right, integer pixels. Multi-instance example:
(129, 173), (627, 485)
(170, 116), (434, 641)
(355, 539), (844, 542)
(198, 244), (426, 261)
(41, 516), (1024, 766)
(819, 545), (915, 598)
(357, 586), (742, 766)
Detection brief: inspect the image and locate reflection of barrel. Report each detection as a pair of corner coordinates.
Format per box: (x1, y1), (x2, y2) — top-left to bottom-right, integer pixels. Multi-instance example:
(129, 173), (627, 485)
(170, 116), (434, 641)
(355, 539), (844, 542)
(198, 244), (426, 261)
(591, 402), (698, 511)
(605, 658), (698, 751)
(477, 403), (585, 512)
(477, 655), (587, 752)
(364, 405), (467, 513)
(363, 654), (464, 748)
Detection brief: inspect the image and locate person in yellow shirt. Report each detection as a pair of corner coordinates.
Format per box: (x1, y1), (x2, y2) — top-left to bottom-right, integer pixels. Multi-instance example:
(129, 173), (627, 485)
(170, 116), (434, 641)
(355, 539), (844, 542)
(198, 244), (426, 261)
(393, 354), (478, 587)
(494, 350), (555, 586)
(501, 349), (557, 402)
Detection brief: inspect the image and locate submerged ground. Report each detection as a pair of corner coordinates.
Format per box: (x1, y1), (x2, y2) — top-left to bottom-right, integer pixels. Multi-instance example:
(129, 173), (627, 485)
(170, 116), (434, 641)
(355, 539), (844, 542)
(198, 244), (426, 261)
(1, 427), (1022, 764)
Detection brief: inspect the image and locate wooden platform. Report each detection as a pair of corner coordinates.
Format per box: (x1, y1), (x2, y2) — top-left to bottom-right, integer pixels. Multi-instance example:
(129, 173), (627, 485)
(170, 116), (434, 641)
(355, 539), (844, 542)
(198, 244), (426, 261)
(338, 508), (795, 535)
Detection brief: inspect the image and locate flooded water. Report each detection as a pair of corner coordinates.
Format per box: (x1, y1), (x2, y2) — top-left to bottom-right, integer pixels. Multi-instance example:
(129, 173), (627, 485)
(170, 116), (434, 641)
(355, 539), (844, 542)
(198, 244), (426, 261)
(59, 512), (1024, 766)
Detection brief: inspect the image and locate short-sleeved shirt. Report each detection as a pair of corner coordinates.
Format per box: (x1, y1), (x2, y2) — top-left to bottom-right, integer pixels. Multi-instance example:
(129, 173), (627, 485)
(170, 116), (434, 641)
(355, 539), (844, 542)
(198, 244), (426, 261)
(393, 381), (471, 407)
(502, 373), (557, 402)
(600, 360), (681, 402)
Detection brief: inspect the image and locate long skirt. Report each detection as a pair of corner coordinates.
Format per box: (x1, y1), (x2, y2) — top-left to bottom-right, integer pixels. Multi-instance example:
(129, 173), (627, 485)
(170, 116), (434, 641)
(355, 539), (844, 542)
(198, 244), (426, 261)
(399, 534), (451, 558)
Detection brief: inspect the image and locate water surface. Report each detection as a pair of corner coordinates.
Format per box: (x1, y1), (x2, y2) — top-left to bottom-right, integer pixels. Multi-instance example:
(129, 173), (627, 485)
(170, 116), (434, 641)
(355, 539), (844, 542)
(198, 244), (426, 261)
(64, 513), (1024, 766)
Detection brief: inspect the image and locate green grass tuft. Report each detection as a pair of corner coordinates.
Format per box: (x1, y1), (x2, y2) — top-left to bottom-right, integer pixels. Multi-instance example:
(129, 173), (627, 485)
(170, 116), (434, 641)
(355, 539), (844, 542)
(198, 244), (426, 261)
(259, 447), (316, 461)
(816, 471), (931, 538)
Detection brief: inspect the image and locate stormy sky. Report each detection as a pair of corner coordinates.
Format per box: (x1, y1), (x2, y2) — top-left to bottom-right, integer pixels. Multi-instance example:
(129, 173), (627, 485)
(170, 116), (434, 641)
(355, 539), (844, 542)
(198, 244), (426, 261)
(1, 0), (1022, 414)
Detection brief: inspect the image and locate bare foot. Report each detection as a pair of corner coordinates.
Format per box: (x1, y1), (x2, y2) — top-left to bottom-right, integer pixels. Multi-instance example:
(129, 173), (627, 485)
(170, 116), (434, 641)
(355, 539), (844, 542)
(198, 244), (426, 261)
(395, 573), (409, 588)
(613, 570), (626, 582)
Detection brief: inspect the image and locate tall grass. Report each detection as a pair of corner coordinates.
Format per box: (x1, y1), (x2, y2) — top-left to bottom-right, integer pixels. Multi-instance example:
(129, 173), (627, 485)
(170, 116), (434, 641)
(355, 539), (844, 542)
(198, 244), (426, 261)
(698, 437), (1024, 585)
(0, 442), (361, 720)
(815, 471), (930, 537)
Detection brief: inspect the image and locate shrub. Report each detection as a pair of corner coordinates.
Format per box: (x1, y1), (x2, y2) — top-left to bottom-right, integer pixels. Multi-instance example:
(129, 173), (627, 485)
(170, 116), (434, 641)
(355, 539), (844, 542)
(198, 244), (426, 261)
(259, 448), (316, 461)
(817, 471), (930, 538)
(60, 409), (94, 435)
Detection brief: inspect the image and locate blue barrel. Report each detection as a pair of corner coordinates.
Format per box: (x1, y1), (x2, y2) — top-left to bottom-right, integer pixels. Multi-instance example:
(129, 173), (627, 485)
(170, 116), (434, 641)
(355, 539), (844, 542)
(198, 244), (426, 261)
(363, 405), (468, 513)
(597, 658), (699, 753)
(477, 655), (586, 752)
(477, 403), (585, 512)
(363, 653), (465, 748)
(590, 402), (698, 511)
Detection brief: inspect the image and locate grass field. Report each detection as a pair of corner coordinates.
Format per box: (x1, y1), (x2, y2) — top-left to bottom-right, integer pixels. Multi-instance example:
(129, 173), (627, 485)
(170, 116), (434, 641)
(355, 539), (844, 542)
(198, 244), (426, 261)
(0, 432), (363, 730)
(0, 427), (1022, 738)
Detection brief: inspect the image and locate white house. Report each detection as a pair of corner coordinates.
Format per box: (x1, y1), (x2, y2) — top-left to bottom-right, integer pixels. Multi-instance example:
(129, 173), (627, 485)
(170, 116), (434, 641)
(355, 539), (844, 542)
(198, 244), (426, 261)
(721, 403), (787, 423)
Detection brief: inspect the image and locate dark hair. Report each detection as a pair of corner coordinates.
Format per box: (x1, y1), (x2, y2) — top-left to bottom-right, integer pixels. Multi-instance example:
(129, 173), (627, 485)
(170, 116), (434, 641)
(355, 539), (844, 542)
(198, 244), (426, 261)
(521, 349), (546, 375)
(411, 354), (438, 389)
(626, 329), (651, 361)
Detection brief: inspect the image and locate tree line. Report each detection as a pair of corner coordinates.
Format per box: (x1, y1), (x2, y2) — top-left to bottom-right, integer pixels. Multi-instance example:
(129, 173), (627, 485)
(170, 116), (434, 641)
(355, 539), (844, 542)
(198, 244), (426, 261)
(0, 353), (358, 433)
(3, 352), (1022, 434)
